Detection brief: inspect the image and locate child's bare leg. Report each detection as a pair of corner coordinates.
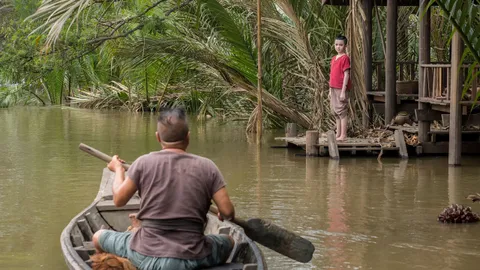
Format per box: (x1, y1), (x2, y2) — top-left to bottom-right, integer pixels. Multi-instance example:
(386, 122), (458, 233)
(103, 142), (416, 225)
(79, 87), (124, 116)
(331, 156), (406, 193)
(335, 117), (341, 139)
(337, 116), (348, 141)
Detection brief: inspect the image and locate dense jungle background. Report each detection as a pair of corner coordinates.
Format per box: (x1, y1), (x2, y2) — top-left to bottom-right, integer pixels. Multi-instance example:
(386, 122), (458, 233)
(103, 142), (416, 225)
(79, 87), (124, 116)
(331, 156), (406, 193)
(1, 0), (479, 133)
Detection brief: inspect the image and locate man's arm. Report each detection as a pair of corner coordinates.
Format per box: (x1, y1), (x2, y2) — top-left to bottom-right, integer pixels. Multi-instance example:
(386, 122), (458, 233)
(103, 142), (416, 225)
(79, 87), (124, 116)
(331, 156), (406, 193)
(213, 187), (235, 221)
(108, 155), (138, 207)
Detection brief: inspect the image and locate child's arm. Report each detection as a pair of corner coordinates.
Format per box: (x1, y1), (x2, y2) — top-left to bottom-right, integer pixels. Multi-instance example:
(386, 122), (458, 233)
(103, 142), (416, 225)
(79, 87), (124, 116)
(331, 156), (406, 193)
(340, 69), (350, 100)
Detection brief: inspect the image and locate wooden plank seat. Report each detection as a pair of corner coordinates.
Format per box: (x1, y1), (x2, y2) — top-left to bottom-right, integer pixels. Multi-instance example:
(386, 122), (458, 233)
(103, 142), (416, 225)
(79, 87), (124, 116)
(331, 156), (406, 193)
(96, 198), (141, 211)
(203, 263), (245, 270)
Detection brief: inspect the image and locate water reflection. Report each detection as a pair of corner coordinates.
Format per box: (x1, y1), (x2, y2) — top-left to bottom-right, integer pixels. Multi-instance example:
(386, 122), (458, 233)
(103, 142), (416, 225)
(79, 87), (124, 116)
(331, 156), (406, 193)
(448, 166), (462, 204)
(325, 160), (348, 268)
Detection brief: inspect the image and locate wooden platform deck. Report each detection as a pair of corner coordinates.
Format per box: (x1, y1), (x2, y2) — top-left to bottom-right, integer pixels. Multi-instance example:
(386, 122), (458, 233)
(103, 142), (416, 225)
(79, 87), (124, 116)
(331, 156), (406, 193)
(388, 124), (480, 135)
(367, 91), (418, 104)
(275, 130), (408, 159)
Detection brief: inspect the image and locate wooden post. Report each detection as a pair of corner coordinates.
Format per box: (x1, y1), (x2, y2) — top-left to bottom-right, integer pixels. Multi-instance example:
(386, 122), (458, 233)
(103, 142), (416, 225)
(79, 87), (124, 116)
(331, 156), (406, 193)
(448, 31), (462, 166)
(306, 130), (319, 156)
(285, 123), (297, 148)
(327, 130), (339, 159)
(394, 130), (408, 159)
(285, 123), (297, 137)
(418, 0), (431, 143)
(362, 0), (373, 128)
(385, 0), (398, 125)
(256, 0), (262, 144)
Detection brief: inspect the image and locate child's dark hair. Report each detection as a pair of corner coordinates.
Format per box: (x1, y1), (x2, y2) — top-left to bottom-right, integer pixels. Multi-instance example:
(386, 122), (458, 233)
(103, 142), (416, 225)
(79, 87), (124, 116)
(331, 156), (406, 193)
(335, 35), (348, 45)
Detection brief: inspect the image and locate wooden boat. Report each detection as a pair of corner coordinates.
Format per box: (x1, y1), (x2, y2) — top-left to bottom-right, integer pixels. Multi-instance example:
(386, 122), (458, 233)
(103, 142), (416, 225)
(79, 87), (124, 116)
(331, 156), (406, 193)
(60, 168), (267, 270)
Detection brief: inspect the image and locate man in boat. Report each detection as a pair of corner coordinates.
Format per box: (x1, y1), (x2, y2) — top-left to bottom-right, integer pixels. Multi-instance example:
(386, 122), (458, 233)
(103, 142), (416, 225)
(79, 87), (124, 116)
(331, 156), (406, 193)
(92, 107), (236, 270)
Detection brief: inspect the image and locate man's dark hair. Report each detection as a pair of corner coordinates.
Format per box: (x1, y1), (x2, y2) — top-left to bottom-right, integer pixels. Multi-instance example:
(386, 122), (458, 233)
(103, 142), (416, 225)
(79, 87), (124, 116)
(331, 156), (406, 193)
(335, 35), (348, 45)
(157, 107), (189, 142)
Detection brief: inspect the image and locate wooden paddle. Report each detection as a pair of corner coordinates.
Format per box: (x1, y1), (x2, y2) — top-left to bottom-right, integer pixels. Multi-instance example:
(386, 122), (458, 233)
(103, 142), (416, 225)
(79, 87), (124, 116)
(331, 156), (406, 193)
(79, 143), (130, 170)
(78, 143), (315, 263)
(208, 205), (314, 263)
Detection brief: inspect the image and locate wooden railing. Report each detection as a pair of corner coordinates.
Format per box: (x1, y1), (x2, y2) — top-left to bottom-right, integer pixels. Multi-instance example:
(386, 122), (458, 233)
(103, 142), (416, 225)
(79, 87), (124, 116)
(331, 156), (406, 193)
(421, 63), (479, 101)
(373, 61), (418, 91)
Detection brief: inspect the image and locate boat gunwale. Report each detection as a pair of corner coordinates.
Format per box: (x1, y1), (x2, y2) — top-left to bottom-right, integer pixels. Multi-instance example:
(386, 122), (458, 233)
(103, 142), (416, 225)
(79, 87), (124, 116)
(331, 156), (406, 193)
(60, 168), (116, 269)
(61, 197), (103, 269)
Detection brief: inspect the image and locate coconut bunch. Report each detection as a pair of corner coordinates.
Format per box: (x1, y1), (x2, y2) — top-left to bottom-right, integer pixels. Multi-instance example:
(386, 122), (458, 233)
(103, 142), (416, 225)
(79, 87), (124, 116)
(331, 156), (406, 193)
(437, 204), (480, 223)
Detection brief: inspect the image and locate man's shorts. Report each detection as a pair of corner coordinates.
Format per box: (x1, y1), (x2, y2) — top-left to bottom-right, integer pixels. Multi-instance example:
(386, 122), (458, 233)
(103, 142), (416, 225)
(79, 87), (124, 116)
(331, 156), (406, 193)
(99, 230), (233, 270)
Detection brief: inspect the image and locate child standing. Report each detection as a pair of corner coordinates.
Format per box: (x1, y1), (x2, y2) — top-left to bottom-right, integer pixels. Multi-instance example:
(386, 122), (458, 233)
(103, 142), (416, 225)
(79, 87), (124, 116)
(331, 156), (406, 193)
(329, 35), (351, 141)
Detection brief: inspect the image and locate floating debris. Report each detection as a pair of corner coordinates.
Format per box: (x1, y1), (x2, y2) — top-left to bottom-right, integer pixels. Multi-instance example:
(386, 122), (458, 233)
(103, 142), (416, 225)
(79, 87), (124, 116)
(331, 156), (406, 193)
(466, 193), (480, 202)
(437, 204), (480, 223)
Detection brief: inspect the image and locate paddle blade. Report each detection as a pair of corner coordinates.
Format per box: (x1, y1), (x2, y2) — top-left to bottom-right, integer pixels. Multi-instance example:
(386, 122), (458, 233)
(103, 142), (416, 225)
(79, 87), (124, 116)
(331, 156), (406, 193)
(243, 218), (314, 263)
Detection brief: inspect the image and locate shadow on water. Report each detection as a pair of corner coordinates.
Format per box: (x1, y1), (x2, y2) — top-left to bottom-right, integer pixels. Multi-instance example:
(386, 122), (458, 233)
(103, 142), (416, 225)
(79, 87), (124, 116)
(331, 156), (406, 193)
(1, 107), (480, 269)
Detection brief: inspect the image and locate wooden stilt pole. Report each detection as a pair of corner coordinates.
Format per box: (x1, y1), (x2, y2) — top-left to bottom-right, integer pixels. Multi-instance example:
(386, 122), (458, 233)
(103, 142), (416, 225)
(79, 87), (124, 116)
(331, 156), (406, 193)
(286, 123), (297, 137)
(448, 31), (462, 166)
(394, 130), (408, 159)
(385, 0), (397, 125)
(418, 0), (431, 144)
(327, 130), (339, 159)
(285, 123), (297, 147)
(256, 0), (262, 144)
(306, 131), (319, 156)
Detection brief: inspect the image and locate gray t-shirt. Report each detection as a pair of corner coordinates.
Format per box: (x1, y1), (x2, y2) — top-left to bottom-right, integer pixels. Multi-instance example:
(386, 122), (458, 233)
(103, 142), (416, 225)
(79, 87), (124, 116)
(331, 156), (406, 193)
(127, 150), (226, 259)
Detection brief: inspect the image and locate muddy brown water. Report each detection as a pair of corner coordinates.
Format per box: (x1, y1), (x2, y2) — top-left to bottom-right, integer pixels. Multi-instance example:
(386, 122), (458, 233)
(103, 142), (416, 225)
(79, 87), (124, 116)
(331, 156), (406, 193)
(1, 107), (480, 269)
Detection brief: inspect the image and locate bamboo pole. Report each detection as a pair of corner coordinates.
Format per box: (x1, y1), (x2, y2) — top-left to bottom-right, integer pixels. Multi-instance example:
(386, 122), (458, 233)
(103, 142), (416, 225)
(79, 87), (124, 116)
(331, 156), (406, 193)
(362, 0), (373, 128)
(256, 0), (263, 144)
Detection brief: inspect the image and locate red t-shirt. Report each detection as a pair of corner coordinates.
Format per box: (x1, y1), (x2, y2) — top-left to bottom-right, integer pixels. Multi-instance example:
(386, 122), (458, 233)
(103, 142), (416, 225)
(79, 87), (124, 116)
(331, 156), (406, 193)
(329, 54), (351, 90)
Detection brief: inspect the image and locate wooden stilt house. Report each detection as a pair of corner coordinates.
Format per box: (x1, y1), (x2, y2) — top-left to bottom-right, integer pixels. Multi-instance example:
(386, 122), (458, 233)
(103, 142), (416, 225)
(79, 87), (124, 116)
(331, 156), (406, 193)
(322, 0), (480, 165)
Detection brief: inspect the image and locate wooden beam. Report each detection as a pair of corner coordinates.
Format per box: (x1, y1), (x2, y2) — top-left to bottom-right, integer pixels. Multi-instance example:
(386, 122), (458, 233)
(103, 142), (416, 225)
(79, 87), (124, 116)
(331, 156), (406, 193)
(418, 0), (431, 143)
(327, 130), (339, 159)
(422, 142), (480, 154)
(306, 130), (319, 156)
(285, 123), (298, 148)
(96, 198), (141, 211)
(414, 109), (441, 121)
(363, 0), (373, 128)
(385, 0), (398, 125)
(394, 130), (408, 158)
(77, 219), (94, 241)
(441, 114), (450, 126)
(448, 31), (463, 166)
(85, 210), (111, 232)
(285, 123), (297, 137)
(430, 104), (450, 113)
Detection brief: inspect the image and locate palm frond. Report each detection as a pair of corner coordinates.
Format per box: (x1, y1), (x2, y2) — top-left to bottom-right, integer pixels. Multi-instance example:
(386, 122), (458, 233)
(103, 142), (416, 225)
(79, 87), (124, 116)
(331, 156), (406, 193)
(197, 0), (258, 85)
(432, 0), (480, 100)
(431, 0), (480, 63)
(27, 0), (92, 50)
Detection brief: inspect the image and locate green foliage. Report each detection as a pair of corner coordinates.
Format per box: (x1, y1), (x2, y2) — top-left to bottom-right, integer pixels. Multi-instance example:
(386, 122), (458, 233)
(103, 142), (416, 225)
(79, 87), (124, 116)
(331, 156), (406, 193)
(431, 0), (480, 100)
